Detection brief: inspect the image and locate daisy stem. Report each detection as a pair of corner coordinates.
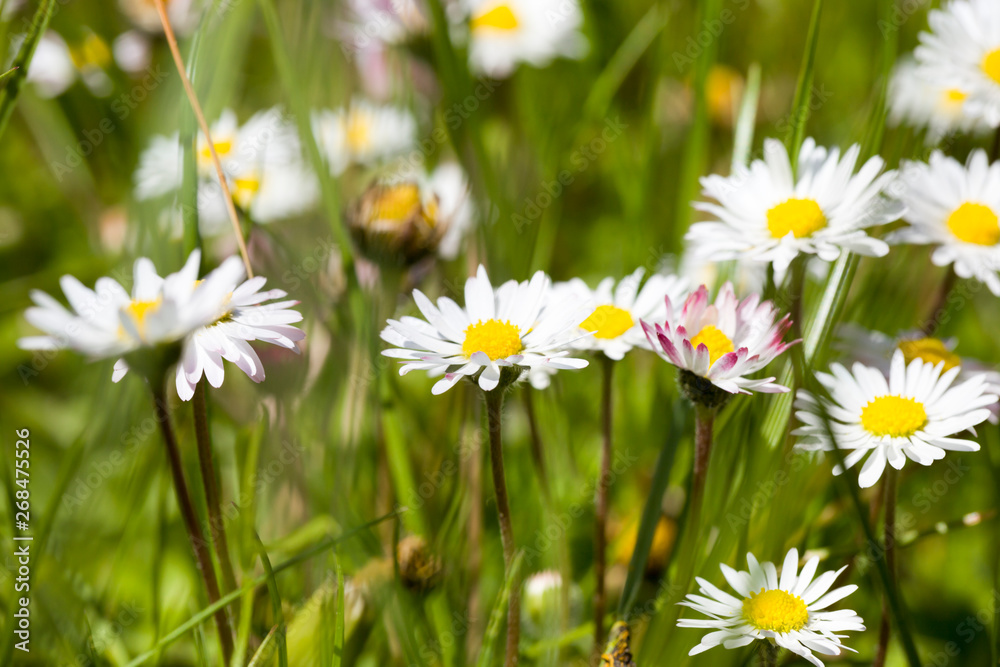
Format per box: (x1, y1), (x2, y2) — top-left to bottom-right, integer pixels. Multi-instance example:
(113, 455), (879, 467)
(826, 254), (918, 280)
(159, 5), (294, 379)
(758, 640), (780, 667)
(920, 267), (957, 337)
(873, 466), (900, 667)
(594, 357), (615, 653)
(192, 381), (240, 596)
(690, 402), (717, 544)
(485, 388), (520, 667)
(151, 385), (235, 665)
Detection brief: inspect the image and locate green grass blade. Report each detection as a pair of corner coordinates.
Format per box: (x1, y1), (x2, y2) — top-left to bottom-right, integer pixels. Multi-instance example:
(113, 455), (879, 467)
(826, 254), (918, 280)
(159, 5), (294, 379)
(254, 532), (288, 667)
(333, 553), (345, 667)
(475, 551), (524, 667)
(786, 0), (825, 167)
(731, 63), (762, 172)
(0, 0), (57, 141)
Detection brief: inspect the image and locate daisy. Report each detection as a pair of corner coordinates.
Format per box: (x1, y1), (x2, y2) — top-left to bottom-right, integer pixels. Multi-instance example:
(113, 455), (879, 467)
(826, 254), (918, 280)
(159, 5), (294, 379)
(888, 59), (992, 142)
(914, 0), (1000, 126)
(347, 161), (474, 265)
(24, 30), (113, 98)
(337, 0), (430, 98)
(641, 282), (795, 402)
(836, 325), (1000, 423)
(686, 138), (902, 276)
(794, 350), (998, 488)
(18, 250), (242, 363)
(134, 108), (319, 234)
(890, 150), (1000, 295)
(557, 268), (689, 361)
(150, 274), (305, 401)
(678, 548), (865, 666)
(381, 265), (589, 394)
(312, 99), (417, 175)
(464, 0), (588, 79)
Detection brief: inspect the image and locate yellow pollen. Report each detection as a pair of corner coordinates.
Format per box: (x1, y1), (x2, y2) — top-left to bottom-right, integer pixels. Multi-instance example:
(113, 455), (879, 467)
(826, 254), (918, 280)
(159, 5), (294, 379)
(742, 588), (810, 633)
(122, 298), (162, 339)
(947, 202), (1000, 246)
(197, 137), (234, 169)
(367, 183), (423, 225)
(471, 4), (519, 31)
(462, 319), (523, 361)
(69, 33), (112, 70)
(767, 198), (827, 239)
(581, 305), (634, 340)
(690, 325), (734, 365)
(860, 395), (927, 438)
(898, 338), (961, 372)
(232, 174), (261, 209)
(943, 88), (968, 104)
(346, 113), (372, 152)
(982, 48), (1000, 85)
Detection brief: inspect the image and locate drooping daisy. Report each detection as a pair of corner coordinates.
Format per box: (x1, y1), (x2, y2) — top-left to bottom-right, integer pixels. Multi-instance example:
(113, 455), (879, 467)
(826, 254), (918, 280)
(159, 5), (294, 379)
(836, 325), (1000, 424)
(794, 350), (998, 488)
(381, 265), (589, 394)
(557, 268), (688, 361)
(642, 283), (795, 402)
(134, 108), (319, 234)
(312, 99), (417, 175)
(888, 59), (992, 142)
(464, 0), (588, 79)
(890, 150), (1000, 295)
(687, 138), (902, 276)
(914, 0), (1000, 126)
(18, 250), (242, 363)
(678, 549), (864, 666)
(347, 161), (474, 266)
(156, 274), (305, 401)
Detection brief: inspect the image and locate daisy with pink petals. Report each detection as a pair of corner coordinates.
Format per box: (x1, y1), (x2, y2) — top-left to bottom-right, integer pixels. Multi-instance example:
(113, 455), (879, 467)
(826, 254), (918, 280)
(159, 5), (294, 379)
(642, 282), (796, 404)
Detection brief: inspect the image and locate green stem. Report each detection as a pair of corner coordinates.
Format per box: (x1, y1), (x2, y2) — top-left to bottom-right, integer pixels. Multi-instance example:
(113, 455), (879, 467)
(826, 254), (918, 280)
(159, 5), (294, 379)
(485, 388), (520, 667)
(594, 357), (614, 653)
(151, 386), (234, 665)
(759, 640), (779, 667)
(689, 403), (716, 539)
(873, 467), (899, 667)
(192, 381), (240, 596)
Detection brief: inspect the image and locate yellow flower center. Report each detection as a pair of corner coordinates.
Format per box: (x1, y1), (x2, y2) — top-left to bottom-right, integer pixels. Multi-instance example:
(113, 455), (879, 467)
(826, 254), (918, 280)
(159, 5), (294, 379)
(860, 396), (927, 438)
(69, 33), (112, 70)
(982, 48), (1000, 85)
(898, 338), (961, 372)
(943, 88), (968, 105)
(462, 319), (523, 361)
(471, 4), (519, 31)
(689, 325), (734, 365)
(767, 198), (827, 239)
(197, 137), (234, 170)
(121, 298), (162, 339)
(367, 183), (424, 225)
(742, 588), (809, 633)
(946, 202), (1000, 246)
(232, 174), (261, 209)
(580, 305), (634, 340)
(346, 112), (372, 152)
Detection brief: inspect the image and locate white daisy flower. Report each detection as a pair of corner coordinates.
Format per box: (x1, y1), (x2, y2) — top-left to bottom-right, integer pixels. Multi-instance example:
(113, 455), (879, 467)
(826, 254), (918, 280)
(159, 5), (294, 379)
(678, 548), (864, 666)
(464, 0), (588, 79)
(914, 0), (1000, 126)
(24, 30), (113, 98)
(836, 325), (1000, 421)
(557, 268), (689, 361)
(134, 108), (319, 234)
(169, 275), (306, 400)
(686, 138), (902, 276)
(381, 265), (589, 394)
(430, 162), (476, 260)
(641, 282), (795, 400)
(890, 149), (1000, 295)
(18, 250), (242, 361)
(888, 59), (992, 142)
(794, 350), (998, 488)
(312, 99), (417, 175)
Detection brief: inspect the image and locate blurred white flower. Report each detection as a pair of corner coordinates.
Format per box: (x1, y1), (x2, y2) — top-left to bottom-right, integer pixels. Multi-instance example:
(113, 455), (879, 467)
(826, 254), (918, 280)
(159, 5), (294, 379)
(313, 99), (417, 175)
(889, 58), (992, 142)
(24, 30), (113, 98)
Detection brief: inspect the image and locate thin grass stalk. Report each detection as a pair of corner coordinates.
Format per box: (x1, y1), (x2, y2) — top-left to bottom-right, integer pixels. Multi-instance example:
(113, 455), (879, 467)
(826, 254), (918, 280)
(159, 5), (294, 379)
(192, 381), (239, 595)
(0, 0), (57, 141)
(787, 0), (825, 168)
(594, 357), (614, 652)
(151, 385), (235, 665)
(523, 387), (551, 503)
(152, 0), (253, 278)
(485, 388), (520, 667)
(873, 466), (900, 667)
